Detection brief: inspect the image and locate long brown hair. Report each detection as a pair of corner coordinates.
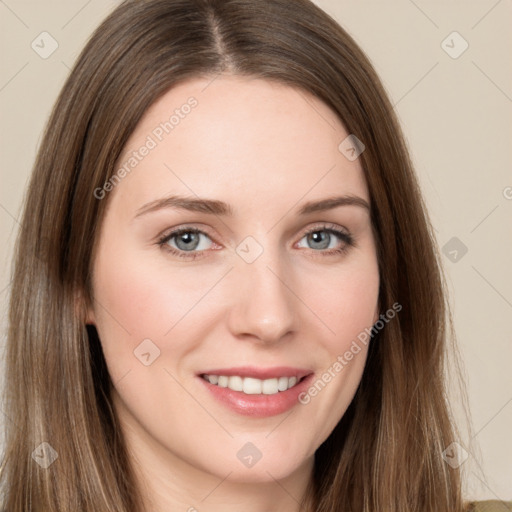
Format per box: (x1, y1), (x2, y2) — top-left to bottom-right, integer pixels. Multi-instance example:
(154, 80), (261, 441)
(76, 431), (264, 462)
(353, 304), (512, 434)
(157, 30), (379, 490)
(1, 0), (470, 510)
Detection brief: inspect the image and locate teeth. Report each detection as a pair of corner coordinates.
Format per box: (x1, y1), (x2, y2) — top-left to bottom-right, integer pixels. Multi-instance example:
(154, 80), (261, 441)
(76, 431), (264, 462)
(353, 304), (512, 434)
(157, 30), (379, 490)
(277, 376), (289, 391)
(203, 374), (301, 395)
(243, 377), (262, 394)
(262, 378), (278, 395)
(228, 375), (243, 392)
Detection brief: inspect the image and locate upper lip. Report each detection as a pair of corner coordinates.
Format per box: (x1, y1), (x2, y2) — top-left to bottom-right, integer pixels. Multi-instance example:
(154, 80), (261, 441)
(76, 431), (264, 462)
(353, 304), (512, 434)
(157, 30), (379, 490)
(198, 366), (313, 380)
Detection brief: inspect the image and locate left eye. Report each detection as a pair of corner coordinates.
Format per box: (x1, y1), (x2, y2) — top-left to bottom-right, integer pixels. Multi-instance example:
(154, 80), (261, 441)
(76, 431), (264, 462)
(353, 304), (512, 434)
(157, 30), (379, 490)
(296, 228), (347, 251)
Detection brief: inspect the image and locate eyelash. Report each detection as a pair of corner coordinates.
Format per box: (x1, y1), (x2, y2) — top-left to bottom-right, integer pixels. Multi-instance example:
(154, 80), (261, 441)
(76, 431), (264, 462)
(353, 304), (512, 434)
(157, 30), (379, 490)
(157, 224), (355, 260)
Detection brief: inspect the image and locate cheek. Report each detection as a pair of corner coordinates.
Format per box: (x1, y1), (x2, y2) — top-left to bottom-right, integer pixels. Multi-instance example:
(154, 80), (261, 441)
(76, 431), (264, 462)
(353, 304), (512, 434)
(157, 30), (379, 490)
(293, 254), (378, 439)
(302, 252), (380, 348)
(90, 238), (211, 370)
(325, 270), (378, 320)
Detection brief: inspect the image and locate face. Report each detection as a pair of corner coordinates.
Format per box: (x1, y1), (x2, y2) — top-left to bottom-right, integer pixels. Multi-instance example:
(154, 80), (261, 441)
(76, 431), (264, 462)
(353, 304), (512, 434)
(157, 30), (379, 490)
(87, 76), (379, 491)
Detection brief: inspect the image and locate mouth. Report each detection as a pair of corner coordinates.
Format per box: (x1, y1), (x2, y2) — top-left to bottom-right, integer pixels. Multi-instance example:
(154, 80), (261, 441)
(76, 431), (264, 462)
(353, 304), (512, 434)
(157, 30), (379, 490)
(200, 374), (307, 394)
(197, 366), (314, 417)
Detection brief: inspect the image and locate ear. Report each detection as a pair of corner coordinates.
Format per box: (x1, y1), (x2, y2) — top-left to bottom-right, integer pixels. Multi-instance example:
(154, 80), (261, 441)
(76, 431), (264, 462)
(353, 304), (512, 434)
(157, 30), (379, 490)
(74, 288), (96, 325)
(85, 305), (96, 325)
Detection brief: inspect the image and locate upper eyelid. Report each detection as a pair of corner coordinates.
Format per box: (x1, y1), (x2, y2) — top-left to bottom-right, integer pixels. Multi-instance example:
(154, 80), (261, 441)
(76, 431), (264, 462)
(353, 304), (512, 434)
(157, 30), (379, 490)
(303, 222), (348, 234)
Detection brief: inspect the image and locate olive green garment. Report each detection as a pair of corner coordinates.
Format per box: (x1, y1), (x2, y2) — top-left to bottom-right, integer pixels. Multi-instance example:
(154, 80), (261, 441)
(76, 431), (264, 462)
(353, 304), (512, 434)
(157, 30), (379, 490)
(470, 501), (512, 511)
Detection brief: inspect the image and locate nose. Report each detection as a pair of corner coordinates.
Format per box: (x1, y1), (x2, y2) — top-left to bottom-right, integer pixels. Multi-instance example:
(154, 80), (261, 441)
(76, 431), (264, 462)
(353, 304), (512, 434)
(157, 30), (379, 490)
(226, 241), (298, 345)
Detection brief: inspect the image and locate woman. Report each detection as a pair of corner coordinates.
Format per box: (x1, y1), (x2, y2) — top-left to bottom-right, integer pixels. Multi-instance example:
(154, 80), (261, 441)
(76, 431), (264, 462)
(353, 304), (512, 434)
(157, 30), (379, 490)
(1, 0), (508, 510)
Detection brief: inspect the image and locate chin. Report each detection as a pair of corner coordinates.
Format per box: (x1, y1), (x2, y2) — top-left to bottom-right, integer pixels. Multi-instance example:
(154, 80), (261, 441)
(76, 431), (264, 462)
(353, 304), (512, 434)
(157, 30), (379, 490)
(200, 444), (311, 484)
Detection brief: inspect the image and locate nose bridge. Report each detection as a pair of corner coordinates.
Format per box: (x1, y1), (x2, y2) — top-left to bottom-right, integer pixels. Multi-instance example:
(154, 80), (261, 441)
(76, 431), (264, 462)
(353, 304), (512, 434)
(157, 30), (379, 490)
(227, 234), (297, 343)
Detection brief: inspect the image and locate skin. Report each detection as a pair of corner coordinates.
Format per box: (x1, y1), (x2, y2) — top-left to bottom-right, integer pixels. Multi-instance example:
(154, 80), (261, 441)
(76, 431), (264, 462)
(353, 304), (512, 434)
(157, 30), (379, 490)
(86, 76), (380, 511)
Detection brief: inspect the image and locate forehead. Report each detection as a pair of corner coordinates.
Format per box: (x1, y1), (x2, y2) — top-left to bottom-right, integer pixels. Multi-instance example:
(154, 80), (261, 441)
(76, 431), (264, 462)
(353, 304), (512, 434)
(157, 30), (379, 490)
(111, 76), (369, 214)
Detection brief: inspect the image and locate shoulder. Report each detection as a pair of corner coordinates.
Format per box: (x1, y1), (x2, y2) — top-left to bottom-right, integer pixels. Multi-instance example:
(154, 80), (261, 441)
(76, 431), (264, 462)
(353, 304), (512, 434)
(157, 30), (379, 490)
(468, 500), (512, 512)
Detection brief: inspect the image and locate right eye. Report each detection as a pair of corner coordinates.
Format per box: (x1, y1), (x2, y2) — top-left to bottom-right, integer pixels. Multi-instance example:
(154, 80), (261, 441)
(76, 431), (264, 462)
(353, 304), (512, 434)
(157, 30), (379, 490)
(158, 227), (216, 259)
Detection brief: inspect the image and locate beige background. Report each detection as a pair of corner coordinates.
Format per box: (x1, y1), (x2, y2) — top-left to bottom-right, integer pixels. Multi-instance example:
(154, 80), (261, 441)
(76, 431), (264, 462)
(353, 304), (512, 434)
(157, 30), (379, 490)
(1, 0), (511, 502)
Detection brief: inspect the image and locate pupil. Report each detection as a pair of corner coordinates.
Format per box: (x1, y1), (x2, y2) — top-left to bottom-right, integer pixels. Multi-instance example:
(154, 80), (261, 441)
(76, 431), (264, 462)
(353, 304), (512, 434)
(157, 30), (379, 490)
(177, 232), (199, 250)
(310, 231), (329, 250)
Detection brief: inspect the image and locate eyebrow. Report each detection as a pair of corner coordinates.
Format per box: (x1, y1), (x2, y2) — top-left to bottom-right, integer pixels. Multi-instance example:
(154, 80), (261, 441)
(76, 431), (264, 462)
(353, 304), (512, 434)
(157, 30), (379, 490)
(134, 194), (370, 219)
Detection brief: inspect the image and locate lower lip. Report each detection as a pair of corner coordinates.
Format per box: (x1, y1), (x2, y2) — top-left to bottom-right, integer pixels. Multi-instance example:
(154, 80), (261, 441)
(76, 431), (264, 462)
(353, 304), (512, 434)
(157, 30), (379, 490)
(198, 374), (314, 417)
